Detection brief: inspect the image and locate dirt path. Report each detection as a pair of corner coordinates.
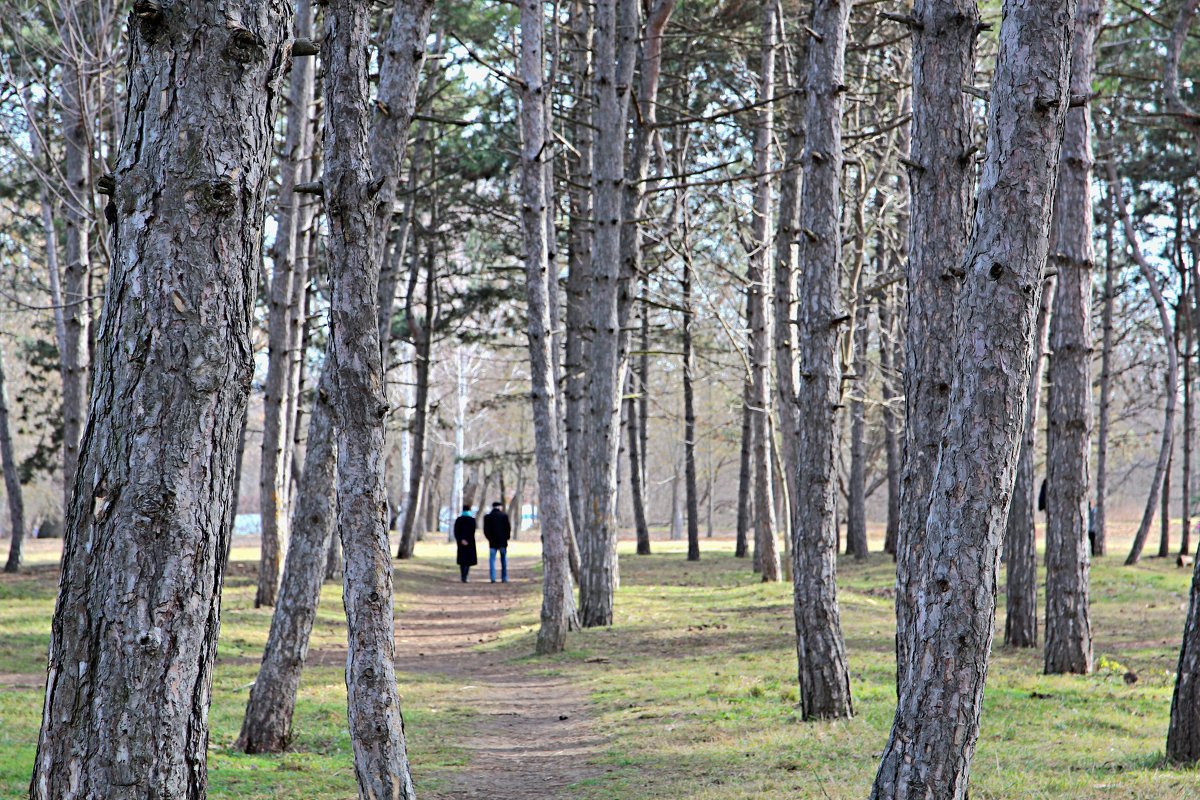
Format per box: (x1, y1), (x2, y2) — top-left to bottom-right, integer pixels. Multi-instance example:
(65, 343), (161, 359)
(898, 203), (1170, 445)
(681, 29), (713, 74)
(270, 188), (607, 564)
(393, 556), (603, 799)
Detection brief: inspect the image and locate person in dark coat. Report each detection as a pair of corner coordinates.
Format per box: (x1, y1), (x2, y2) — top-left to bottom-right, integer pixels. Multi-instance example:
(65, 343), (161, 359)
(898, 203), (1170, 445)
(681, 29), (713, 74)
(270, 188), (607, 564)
(483, 501), (512, 583)
(454, 506), (477, 582)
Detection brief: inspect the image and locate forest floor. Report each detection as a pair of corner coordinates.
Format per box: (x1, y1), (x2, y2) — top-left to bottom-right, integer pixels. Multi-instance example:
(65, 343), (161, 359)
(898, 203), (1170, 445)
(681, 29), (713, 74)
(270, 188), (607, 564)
(5, 527), (1200, 798)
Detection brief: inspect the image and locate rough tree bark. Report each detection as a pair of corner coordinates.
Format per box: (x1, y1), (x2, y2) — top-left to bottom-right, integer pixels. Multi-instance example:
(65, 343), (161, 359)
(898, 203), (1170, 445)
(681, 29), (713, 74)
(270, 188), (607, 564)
(1093, 184), (1116, 556)
(237, 372), (336, 753)
(847, 261), (870, 561)
(774, 52), (803, 565)
(1004, 275), (1053, 649)
(1043, 0), (1102, 675)
(564, 0), (593, 545)
(749, 0), (782, 583)
(0, 344), (26, 574)
(893, 0), (979, 694)
(30, 2), (290, 796)
(60, 1), (93, 518)
(257, 0), (317, 609)
(578, 0), (638, 628)
(790, 0), (854, 719)
(870, 1), (1078, 796)
(322, 0), (431, 793)
(521, 0), (579, 655)
(1111, 160), (1178, 566)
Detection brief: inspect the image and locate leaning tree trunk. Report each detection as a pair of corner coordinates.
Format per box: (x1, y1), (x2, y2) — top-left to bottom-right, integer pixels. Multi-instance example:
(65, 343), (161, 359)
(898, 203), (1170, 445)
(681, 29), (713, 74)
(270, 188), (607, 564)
(31, 3), (289, 796)
(238, 371), (337, 753)
(1043, 0), (1102, 676)
(1093, 184), (1117, 556)
(893, 0), (979, 695)
(870, 1), (1078, 796)
(0, 344), (26, 574)
(257, 0), (317, 609)
(1112, 159), (1178, 566)
(626, 370), (652, 554)
(521, 0), (579, 655)
(322, 0), (431, 794)
(1004, 274), (1054, 649)
(397, 303), (433, 558)
(748, 0), (782, 583)
(790, 0), (853, 720)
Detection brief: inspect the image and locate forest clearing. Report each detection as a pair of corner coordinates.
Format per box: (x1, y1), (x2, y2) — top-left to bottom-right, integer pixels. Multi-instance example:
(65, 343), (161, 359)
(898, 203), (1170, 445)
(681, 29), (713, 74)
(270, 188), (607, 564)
(3, 0), (1200, 797)
(4, 528), (1200, 799)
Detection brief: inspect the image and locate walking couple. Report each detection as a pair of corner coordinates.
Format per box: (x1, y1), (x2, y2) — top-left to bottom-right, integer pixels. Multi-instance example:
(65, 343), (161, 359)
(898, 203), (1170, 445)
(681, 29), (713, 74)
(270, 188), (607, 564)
(455, 502), (511, 583)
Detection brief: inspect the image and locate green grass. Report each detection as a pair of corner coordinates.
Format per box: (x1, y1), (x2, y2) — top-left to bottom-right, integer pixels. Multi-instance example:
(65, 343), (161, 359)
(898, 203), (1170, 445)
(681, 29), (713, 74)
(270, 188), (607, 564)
(4, 528), (1200, 798)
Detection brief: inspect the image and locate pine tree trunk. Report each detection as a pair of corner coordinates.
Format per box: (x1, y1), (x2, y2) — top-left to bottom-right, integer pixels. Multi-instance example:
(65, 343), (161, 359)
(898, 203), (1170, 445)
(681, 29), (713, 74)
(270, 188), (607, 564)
(774, 67), (803, 566)
(60, 11), (92, 518)
(1163, 433), (1175, 558)
(893, 0), (979, 695)
(397, 298), (433, 558)
(1043, 0), (1101, 675)
(323, 0), (431, 792)
(257, 0), (317, 609)
(1094, 183), (1116, 557)
(0, 344), (26, 574)
(1112, 159), (1179, 566)
(683, 254), (700, 562)
(871, 1), (1078, 794)
(847, 263), (869, 561)
(627, 375), (651, 554)
(736, 374), (754, 560)
(578, 0), (637, 628)
(31, 4), (289, 794)
(1004, 275), (1053, 649)
(238, 372), (337, 753)
(791, 0), (853, 719)
(878, 285), (901, 559)
(1184, 297), (1194, 556)
(564, 0), (593, 545)
(747, 0), (781, 584)
(521, 0), (579, 655)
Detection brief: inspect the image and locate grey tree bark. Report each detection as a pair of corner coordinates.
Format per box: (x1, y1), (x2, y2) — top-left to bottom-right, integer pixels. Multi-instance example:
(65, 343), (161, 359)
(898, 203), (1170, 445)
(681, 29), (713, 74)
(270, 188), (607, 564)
(1004, 274), (1053, 649)
(790, 0), (853, 719)
(683, 242), (700, 562)
(847, 262), (869, 561)
(0, 343), (26, 574)
(749, 0), (781, 583)
(60, 3), (93, 519)
(521, 0), (579, 655)
(1093, 184), (1116, 556)
(30, 2), (290, 795)
(1043, 0), (1102, 676)
(578, 0), (638, 628)
(564, 0), (593, 546)
(893, 0), (979, 693)
(397, 244), (436, 559)
(870, 1), (1078, 795)
(257, 0), (317, 609)
(321, 0), (431, 793)
(878, 285), (901, 559)
(238, 372), (337, 753)
(774, 54), (803, 566)
(736, 374), (754, 560)
(1111, 159), (1178, 566)
(621, 0), (673, 557)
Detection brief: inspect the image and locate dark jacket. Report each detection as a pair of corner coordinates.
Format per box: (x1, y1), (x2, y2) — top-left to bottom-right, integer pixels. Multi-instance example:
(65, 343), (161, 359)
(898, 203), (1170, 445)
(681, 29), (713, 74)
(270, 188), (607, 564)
(454, 514), (477, 566)
(483, 508), (512, 549)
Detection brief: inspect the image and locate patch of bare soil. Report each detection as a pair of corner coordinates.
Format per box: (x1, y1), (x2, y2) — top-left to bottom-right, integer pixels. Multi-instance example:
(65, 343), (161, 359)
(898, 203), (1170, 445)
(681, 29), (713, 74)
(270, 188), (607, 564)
(392, 557), (604, 800)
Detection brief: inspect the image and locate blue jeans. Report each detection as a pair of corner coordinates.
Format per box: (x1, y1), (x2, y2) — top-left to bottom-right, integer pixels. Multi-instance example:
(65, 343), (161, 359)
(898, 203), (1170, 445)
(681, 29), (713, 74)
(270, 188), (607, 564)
(489, 547), (507, 582)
